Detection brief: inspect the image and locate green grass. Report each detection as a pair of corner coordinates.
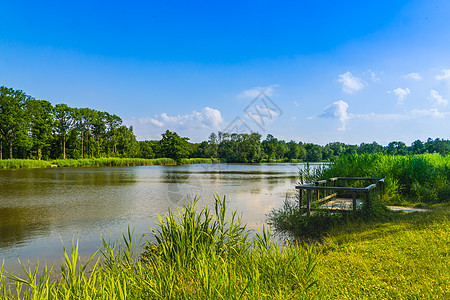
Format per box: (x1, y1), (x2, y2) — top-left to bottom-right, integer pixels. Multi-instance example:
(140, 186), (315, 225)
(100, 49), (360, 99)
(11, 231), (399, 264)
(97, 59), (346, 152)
(52, 157), (178, 167)
(0, 196), (318, 299)
(323, 153), (450, 206)
(0, 157), (221, 169)
(0, 159), (52, 169)
(309, 204), (450, 299)
(1, 197), (448, 299)
(178, 157), (220, 165)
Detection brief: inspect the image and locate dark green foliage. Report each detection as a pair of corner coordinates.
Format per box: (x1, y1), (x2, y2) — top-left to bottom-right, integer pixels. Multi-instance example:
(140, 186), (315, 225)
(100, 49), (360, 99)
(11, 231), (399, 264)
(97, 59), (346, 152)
(268, 195), (393, 240)
(160, 130), (191, 162)
(3, 86), (450, 163)
(323, 153), (450, 205)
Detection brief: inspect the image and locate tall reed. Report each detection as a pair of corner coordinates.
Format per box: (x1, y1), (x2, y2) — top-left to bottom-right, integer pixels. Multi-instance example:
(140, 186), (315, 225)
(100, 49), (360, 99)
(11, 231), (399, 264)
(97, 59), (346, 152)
(323, 153), (450, 204)
(1, 196), (319, 299)
(0, 159), (52, 169)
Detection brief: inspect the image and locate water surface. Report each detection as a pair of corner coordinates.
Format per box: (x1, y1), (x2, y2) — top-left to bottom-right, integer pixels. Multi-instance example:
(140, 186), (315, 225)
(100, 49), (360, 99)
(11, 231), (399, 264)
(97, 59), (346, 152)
(0, 163), (311, 270)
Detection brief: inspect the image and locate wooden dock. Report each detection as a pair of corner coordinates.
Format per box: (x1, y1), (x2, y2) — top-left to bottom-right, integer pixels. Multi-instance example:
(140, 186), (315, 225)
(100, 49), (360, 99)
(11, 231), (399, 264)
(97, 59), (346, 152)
(295, 177), (385, 217)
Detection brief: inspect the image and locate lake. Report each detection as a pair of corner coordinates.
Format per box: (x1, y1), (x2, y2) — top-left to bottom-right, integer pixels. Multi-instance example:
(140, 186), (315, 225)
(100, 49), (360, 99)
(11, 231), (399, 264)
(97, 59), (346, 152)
(0, 163), (313, 271)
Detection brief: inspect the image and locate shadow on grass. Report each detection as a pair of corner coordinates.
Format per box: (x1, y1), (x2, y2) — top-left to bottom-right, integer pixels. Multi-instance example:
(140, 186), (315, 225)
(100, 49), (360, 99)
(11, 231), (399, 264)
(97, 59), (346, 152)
(268, 194), (450, 244)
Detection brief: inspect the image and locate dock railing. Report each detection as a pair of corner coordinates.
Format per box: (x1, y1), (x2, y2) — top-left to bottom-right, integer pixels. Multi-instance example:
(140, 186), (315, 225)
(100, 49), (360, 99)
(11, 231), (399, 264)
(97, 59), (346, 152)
(295, 177), (385, 217)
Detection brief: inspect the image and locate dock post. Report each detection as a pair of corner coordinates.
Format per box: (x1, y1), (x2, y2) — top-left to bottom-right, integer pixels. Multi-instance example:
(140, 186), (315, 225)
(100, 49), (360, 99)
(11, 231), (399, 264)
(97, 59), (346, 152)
(352, 192), (357, 216)
(306, 189), (311, 218)
(298, 189), (303, 213)
(379, 180), (384, 201)
(315, 181), (320, 202)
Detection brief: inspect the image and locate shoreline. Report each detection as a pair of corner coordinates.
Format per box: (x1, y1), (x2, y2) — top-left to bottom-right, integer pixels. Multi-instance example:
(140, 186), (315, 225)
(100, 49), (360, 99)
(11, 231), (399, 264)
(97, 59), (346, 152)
(0, 158), (317, 170)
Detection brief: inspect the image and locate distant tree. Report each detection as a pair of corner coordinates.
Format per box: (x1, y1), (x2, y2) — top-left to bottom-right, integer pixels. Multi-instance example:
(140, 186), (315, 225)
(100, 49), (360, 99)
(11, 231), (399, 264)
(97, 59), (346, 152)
(160, 130), (191, 162)
(207, 132), (219, 157)
(411, 139), (425, 154)
(26, 99), (54, 160)
(358, 142), (383, 154)
(327, 142), (346, 157)
(275, 140), (287, 160)
(387, 141), (407, 155)
(322, 145), (333, 161)
(191, 141), (209, 158)
(116, 125), (139, 157)
(286, 140), (300, 160)
(105, 113), (122, 156)
(138, 141), (155, 159)
(262, 134), (277, 161)
(304, 143), (322, 162)
(0, 87), (30, 159)
(298, 142), (307, 161)
(53, 103), (74, 159)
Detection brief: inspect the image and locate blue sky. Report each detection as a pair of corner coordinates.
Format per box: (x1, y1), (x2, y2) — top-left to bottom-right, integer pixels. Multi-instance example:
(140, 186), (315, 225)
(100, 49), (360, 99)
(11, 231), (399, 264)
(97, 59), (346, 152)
(1, 0), (450, 145)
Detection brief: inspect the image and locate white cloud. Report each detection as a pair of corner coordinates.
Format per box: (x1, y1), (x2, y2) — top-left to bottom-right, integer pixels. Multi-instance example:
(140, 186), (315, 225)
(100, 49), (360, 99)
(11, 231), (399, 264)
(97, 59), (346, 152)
(429, 89), (448, 106)
(150, 119), (164, 127)
(410, 108), (445, 118)
(389, 87), (411, 105)
(201, 107), (224, 129)
(293, 101), (300, 107)
(368, 70), (381, 82)
(238, 84), (279, 99)
(317, 100), (350, 131)
(404, 72), (422, 80)
(127, 107), (224, 141)
(353, 108), (446, 122)
(435, 69), (450, 81)
(337, 72), (365, 94)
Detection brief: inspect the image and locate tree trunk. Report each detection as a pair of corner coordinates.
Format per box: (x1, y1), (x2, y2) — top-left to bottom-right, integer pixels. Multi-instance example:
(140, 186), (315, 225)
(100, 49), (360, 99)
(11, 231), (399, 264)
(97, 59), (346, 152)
(9, 141), (13, 159)
(0, 143), (2, 160)
(63, 134), (66, 159)
(81, 130), (84, 158)
(38, 147), (42, 161)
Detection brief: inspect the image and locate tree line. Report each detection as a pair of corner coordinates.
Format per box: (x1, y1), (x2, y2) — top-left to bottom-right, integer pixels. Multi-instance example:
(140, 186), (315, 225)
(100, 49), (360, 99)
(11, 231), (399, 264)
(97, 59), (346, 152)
(2, 86), (449, 162)
(0, 86), (138, 160)
(146, 131), (450, 163)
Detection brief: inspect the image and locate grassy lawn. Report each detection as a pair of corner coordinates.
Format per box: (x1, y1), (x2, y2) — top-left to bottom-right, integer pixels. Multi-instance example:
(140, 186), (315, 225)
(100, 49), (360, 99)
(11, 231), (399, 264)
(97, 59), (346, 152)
(309, 204), (449, 299)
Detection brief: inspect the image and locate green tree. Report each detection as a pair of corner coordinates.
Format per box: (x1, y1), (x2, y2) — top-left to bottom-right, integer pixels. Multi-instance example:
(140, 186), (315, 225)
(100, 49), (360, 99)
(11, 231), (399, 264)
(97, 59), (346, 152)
(286, 141), (300, 160)
(116, 125), (139, 157)
(411, 139), (425, 154)
(53, 103), (74, 159)
(160, 130), (191, 162)
(304, 143), (322, 162)
(0, 87), (30, 159)
(138, 141), (155, 159)
(262, 134), (277, 161)
(26, 99), (54, 160)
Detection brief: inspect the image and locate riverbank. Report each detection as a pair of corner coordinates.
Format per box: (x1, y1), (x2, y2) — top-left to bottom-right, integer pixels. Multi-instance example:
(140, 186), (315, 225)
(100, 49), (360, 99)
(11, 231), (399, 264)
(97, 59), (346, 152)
(1, 199), (448, 298)
(310, 203), (449, 298)
(0, 158), (220, 169)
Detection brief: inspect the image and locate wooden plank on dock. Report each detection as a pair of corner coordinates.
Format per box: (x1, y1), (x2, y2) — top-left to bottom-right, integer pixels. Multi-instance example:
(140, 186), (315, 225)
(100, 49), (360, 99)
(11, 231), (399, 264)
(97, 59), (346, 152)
(319, 198), (363, 210)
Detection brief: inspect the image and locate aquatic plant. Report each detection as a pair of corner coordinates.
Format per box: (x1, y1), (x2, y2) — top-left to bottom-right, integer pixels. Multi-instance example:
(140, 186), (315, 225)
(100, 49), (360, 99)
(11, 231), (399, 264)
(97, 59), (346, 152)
(0, 196), (318, 299)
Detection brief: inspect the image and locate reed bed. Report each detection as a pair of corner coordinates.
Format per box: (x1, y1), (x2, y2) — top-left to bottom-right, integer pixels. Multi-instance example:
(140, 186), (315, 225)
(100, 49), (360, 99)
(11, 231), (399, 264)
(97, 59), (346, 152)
(322, 153), (450, 205)
(0, 159), (52, 169)
(0, 158), (221, 169)
(178, 158), (220, 165)
(52, 158), (178, 167)
(0, 196), (318, 299)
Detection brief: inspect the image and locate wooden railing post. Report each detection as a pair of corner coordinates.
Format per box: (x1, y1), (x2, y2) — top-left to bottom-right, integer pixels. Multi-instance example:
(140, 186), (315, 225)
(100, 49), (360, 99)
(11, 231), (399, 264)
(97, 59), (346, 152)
(298, 189), (303, 212)
(379, 180), (384, 201)
(315, 181), (320, 203)
(306, 189), (311, 218)
(366, 190), (370, 209)
(352, 191), (357, 216)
